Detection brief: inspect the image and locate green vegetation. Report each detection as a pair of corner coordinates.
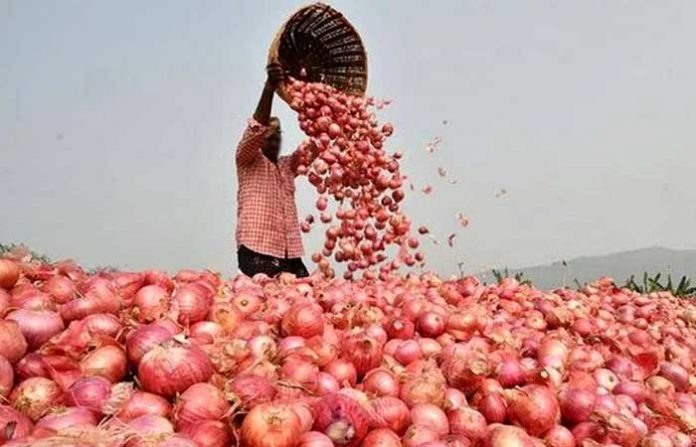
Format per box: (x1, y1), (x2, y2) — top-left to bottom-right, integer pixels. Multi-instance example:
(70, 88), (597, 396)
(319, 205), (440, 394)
(623, 272), (696, 297)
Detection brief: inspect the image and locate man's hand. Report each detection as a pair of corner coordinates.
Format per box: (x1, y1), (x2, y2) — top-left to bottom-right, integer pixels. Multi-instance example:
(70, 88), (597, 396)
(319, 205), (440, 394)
(266, 62), (285, 89)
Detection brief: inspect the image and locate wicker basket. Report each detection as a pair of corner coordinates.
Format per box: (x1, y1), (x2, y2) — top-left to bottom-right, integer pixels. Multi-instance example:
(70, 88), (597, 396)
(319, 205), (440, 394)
(268, 2), (368, 104)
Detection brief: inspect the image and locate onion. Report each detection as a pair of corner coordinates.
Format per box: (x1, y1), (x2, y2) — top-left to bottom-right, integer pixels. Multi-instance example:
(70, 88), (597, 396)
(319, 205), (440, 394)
(496, 358), (527, 388)
(125, 415), (174, 447)
(316, 372), (340, 395)
(158, 435), (197, 447)
(324, 359), (358, 387)
(0, 355), (13, 397)
(189, 321), (224, 344)
(41, 275), (76, 303)
(282, 303), (325, 338)
(402, 425), (440, 447)
(298, 431), (334, 447)
(447, 407), (487, 441)
(115, 390), (172, 421)
(14, 353), (49, 380)
(33, 406), (98, 434)
(126, 324), (174, 366)
(138, 341), (214, 398)
(9, 377), (63, 421)
(0, 405), (33, 443)
(173, 283), (211, 324)
(658, 361), (689, 391)
(248, 335), (278, 359)
(81, 345), (127, 383)
(6, 309), (64, 350)
(133, 285), (170, 322)
(416, 312), (446, 337)
(613, 381), (648, 404)
(543, 426), (575, 447)
(180, 420), (232, 447)
(361, 428), (401, 447)
(227, 374), (276, 410)
(400, 361), (447, 408)
(312, 394), (370, 447)
(342, 330), (384, 376)
(82, 313), (122, 337)
(64, 376), (112, 414)
(369, 397), (411, 435)
(0, 289), (9, 315)
(444, 388), (468, 411)
(482, 424), (535, 447)
(504, 385), (559, 436)
(410, 403), (448, 435)
(594, 368), (620, 391)
(477, 393), (507, 423)
(12, 290), (54, 310)
(173, 383), (230, 429)
(363, 368), (399, 398)
(60, 293), (118, 322)
(0, 260), (21, 289)
(242, 402), (303, 447)
(394, 340), (422, 365)
(558, 388), (596, 425)
(385, 317), (415, 339)
(281, 357), (319, 388)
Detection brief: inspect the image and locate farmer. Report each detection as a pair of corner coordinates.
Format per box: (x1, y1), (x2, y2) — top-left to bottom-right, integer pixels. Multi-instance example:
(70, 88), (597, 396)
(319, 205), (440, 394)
(235, 63), (311, 278)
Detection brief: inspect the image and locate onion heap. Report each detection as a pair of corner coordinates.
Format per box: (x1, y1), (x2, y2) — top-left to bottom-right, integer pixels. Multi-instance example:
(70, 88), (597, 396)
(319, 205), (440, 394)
(1, 255), (696, 446)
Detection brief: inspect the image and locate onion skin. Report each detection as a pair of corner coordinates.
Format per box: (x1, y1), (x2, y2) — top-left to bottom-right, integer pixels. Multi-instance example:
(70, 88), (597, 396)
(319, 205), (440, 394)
(81, 345), (128, 383)
(227, 374), (277, 410)
(298, 431), (334, 447)
(138, 343), (214, 398)
(180, 420), (232, 447)
(173, 283), (212, 324)
(242, 402), (303, 447)
(282, 303), (325, 338)
(64, 376), (112, 414)
(0, 260), (21, 289)
(33, 406), (98, 435)
(504, 385), (559, 437)
(448, 407), (487, 442)
(410, 403), (448, 435)
(126, 324), (174, 366)
(9, 377), (63, 421)
(543, 425), (575, 447)
(133, 285), (170, 323)
(482, 424), (535, 447)
(363, 368), (399, 398)
(361, 428), (401, 447)
(558, 388), (596, 425)
(477, 393), (507, 424)
(369, 397), (411, 435)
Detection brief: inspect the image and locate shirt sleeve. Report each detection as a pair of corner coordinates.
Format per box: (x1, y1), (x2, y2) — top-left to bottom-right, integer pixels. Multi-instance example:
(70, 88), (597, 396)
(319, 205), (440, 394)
(236, 118), (268, 166)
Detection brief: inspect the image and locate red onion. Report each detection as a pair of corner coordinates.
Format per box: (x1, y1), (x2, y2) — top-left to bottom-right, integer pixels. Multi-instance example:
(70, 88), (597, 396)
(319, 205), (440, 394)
(444, 388), (468, 411)
(402, 425), (440, 447)
(242, 403), (303, 447)
(482, 424), (535, 447)
(9, 377), (63, 421)
(307, 334), (339, 367)
(180, 420), (232, 447)
(343, 330), (384, 376)
(12, 290), (54, 310)
(0, 405), (33, 443)
(282, 303), (325, 338)
(594, 368), (620, 391)
(227, 374), (276, 410)
(448, 407), (487, 441)
(82, 313), (122, 337)
(477, 393), (507, 423)
(41, 275), (76, 303)
(385, 317), (415, 339)
(60, 293), (118, 322)
(126, 415), (174, 447)
(496, 358), (527, 388)
(173, 383), (231, 429)
(33, 406), (98, 434)
(312, 394), (370, 447)
(6, 309), (64, 350)
(417, 312), (447, 337)
(324, 359), (358, 387)
(138, 342), (213, 398)
(0, 355), (13, 398)
(115, 390), (172, 421)
(316, 372), (340, 395)
(394, 339), (422, 365)
(363, 368), (399, 397)
(231, 292), (262, 317)
(14, 353), (49, 380)
(158, 435), (197, 447)
(64, 376), (112, 414)
(0, 260), (21, 289)
(143, 269), (174, 293)
(361, 428), (401, 447)
(248, 335), (278, 359)
(558, 388), (596, 425)
(80, 345), (127, 383)
(133, 285), (170, 322)
(298, 431), (334, 447)
(543, 425), (575, 447)
(410, 403), (448, 435)
(504, 385), (559, 437)
(369, 397), (411, 435)
(400, 361), (447, 408)
(613, 381), (648, 404)
(658, 361), (689, 391)
(173, 283), (211, 324)
(189, 321), (224, 344)
(281, 357), (319, 388)
(126, 324), (174, 366)
(0, 289), (9, 314)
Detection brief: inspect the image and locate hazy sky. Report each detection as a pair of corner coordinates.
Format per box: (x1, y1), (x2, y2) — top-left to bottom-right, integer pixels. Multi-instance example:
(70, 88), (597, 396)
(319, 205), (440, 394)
(2, 0), (695, 276)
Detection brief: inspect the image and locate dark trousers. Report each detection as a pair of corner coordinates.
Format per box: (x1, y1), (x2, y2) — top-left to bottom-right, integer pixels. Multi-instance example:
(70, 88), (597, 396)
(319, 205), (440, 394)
(237, 245), (309, 278)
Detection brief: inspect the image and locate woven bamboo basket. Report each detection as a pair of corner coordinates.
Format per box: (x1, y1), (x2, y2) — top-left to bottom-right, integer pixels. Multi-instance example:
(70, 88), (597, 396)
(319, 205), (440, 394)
(268, 2), (368, 104)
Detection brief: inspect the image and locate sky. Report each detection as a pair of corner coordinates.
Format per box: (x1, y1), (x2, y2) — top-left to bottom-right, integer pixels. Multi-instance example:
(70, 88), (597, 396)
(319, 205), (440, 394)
(2, 0), (695, 276)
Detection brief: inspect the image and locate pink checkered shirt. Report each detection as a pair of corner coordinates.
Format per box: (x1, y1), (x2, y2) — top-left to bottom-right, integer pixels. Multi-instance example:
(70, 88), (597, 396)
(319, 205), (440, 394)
(235, 118), (304, 259)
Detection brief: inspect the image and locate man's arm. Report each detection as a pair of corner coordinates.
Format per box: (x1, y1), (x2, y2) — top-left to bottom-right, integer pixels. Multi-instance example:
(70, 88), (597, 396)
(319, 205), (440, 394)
(236, 63), (285, 166)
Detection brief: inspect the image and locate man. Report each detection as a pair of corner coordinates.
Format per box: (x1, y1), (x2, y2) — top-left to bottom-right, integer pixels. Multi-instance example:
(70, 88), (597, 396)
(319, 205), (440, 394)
(235, 63), (311, 278)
